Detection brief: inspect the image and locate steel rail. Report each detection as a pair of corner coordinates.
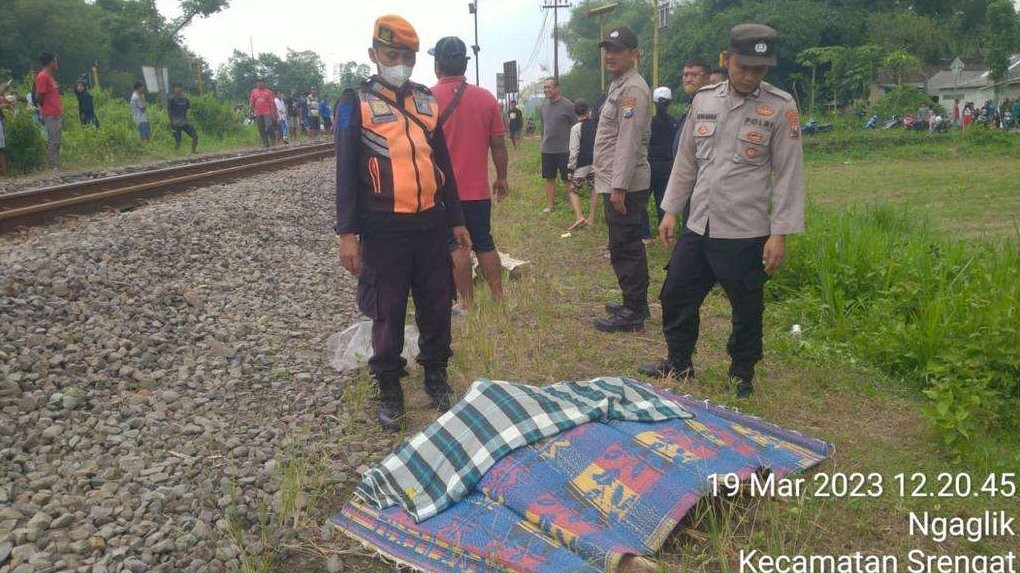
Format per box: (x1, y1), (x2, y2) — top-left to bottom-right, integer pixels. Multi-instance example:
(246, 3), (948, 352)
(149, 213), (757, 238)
(0, 142), (333, 229)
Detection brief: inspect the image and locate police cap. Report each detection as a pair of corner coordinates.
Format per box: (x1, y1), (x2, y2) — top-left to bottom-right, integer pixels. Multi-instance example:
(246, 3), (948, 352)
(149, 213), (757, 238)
(729, 23), (777, 66)
(599, 26), (639, 50)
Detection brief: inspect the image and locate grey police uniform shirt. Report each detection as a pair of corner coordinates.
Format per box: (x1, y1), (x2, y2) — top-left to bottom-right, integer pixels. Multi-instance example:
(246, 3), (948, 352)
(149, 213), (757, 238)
(661, 80), (805, 238)
(593, 66), (651, 194)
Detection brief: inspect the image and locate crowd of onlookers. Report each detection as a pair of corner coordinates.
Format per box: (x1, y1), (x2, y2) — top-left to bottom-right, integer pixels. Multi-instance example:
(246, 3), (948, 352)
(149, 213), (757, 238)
(247, 78), (334, 148)
(0, 51), (338, 175)
(957, 99), (1020, 130)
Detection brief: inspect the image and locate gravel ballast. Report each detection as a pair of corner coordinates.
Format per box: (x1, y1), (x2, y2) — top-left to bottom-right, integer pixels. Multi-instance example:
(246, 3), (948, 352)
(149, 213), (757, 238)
(0, 159), (394, 573)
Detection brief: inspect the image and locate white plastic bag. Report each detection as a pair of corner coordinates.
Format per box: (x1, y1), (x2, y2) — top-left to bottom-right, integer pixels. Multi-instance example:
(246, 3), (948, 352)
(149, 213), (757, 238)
(326, 320), (419, 372)
(472, 251), (529, 279)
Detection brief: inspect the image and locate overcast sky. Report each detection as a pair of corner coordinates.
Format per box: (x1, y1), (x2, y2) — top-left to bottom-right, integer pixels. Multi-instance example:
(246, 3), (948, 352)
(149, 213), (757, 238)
(154, 0), (575, 95)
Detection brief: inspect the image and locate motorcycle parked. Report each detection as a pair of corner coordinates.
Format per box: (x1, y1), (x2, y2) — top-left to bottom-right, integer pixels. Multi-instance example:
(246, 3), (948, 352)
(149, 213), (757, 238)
(883, 115), (902, 129)
(864, 114), (879, 129)
(930, 114), (949, 133)
(802, 118), (834, 134)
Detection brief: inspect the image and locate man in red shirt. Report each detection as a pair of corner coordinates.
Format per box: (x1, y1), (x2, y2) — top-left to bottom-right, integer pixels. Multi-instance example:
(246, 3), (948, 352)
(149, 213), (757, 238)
(34, 52), (63, 168)
(430, 36), (509, 310)
(248, 78), (276, 148)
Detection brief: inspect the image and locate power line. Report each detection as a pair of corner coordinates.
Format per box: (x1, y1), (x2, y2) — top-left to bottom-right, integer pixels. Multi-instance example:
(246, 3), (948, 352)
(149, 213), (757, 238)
(522, 9), (550, 76)
(541, 0), (571, 82)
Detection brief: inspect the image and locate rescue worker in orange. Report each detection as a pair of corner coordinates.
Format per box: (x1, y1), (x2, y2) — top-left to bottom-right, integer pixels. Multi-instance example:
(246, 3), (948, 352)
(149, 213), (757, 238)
(335, 15), (471, 431)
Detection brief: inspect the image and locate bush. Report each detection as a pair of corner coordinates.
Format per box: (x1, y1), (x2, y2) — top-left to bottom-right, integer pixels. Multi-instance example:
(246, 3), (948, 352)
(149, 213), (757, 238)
(4, 110), (47, 175)
(771, 205), (1019, 462)
(189, 94), (246, 137)
(874, 85), (936, 118)
(62, 89), (142, 164)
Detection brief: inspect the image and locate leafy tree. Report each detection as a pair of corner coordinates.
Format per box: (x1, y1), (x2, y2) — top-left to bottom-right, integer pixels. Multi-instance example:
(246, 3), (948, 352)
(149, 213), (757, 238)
(277, 50), (325, 95)
(882, 50), (923, 86)
(335, 61), (372, 90)
(983, 0), (1020, 87)
(866, 12), (943, 64)
(797, 46), (845, 114)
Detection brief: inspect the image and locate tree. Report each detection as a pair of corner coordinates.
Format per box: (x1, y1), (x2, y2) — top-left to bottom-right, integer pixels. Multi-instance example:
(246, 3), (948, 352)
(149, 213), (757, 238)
(866, 12), (943, 64)
(983, 0), (1020, 90)
(144, 0), (230, 98)
(335, 61), (372, 90)
(277, 50), (325, 94)
(881, 50), (922, 86)
(796, 46), (845, 115)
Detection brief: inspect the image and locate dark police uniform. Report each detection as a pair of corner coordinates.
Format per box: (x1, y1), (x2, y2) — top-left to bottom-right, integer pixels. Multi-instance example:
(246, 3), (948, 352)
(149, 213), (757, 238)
(335, 15), (465, 428)
(656, 23), (805, 397)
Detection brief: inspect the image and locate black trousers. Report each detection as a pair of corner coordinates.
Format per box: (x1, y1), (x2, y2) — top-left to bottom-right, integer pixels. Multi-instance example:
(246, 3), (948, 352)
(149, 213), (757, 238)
(659, 228), (768, 370)
(357, 226), (454, 378)
(603, 190), (651, 313)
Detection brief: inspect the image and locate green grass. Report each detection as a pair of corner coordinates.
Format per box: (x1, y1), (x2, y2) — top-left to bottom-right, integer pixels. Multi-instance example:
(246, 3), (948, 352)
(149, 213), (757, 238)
(4, 88), (323, 175)
(265, 132), (1019, 571)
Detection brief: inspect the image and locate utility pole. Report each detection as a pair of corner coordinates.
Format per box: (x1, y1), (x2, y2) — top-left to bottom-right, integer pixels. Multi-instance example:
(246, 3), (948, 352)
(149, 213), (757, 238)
(469, 2), (480, 85)
(586, 3), (617, 93)
(652, 1), (659, 89)
(542, 0), (571, 82)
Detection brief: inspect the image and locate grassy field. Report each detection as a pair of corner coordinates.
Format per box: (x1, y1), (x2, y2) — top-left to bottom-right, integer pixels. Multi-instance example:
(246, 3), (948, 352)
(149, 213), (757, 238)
(273, 132), (1019, 572)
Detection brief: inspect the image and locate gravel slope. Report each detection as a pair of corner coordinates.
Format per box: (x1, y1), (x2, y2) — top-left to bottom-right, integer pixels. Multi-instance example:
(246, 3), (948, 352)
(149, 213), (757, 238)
(0, 160), (391, 573)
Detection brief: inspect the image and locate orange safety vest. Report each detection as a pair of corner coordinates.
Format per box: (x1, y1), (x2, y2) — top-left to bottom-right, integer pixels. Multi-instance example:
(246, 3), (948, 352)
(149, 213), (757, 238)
(357, 80), (445, 215)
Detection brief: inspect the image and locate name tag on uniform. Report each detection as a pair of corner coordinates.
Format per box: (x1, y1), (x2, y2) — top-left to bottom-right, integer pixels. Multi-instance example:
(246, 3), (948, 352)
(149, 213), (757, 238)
(368, 98), (396, 123)
(413, 95), (434, 116)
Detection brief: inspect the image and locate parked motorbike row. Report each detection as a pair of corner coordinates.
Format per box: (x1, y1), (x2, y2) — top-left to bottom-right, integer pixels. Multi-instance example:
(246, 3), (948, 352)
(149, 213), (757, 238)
(865, 113), (950, 132)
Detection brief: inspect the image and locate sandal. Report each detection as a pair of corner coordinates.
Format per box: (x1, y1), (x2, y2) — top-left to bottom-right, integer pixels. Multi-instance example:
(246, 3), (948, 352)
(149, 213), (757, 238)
(566, 219), (588, 232)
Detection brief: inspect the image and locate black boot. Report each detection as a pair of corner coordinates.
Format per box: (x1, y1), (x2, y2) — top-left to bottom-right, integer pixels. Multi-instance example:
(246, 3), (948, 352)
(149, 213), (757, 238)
(424, 368), (454, 412)
(594, 307), (646, 332)
(638, 357), (694, 379)
(729, 363), (755, 399)
(376, 374), (405, 431)
(604, 301), (651, 319)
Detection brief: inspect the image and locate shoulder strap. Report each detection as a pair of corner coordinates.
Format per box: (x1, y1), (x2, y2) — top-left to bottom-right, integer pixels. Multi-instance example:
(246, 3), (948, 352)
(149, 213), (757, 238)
(437, 81), (469, 131)
(368, 87), (433, 136)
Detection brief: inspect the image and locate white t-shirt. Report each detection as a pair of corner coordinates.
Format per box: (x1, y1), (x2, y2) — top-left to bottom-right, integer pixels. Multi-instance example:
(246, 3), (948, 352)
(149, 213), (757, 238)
(130, 92), (148, 125)
(274, 97), (287, 121)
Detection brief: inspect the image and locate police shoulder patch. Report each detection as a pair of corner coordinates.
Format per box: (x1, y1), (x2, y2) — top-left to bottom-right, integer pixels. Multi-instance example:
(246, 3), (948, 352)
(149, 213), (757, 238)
(786, 108), (801, 140)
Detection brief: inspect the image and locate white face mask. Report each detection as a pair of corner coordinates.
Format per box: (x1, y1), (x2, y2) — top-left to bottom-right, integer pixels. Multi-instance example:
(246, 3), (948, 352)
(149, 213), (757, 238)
(379, 64), (413, 88)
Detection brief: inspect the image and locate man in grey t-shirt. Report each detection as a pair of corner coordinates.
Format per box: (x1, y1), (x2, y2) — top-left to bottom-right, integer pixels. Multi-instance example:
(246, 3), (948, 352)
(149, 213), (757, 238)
(539, 78), (576, 212)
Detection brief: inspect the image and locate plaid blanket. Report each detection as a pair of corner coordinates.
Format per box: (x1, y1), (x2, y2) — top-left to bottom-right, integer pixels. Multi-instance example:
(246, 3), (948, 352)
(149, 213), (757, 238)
(354, 377), (692, 522)
(335, 389), (834, 572)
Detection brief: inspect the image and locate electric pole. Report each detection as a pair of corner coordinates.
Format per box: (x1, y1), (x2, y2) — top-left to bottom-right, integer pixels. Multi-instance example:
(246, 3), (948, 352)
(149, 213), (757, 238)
(542, 0), (571, 82)
(469, 2), (480, 85)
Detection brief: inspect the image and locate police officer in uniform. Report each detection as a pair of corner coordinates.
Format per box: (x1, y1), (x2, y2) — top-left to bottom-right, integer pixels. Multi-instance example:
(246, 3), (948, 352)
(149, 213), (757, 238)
(335, 15), (472, 430)
(592, 25), (653, 333)
(642, 23), (805, 398)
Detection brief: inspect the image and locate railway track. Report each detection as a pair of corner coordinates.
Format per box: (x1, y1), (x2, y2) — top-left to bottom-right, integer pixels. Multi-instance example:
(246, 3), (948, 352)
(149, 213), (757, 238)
(0, 142), (333, 231)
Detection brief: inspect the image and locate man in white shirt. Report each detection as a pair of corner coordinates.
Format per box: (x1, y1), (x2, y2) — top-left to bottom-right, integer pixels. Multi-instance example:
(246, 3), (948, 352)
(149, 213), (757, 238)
(274, 90), (289, 144)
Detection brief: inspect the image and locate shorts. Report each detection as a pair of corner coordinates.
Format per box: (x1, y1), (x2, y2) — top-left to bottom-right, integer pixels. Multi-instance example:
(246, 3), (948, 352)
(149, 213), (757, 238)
(138, 121), (151, 140)
(541, 152), (569, 181)
(509, 127), (522, 140)
(449, 199), (495, 253)
(569, 171), (595, 195)
(171, 124), (197, 143)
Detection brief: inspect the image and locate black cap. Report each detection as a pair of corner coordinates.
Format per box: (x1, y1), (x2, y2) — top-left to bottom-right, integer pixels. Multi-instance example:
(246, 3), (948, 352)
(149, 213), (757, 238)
(428, 36), (470, 66)
(599, 26), (638, 50)
(729, 23), (777, 66)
